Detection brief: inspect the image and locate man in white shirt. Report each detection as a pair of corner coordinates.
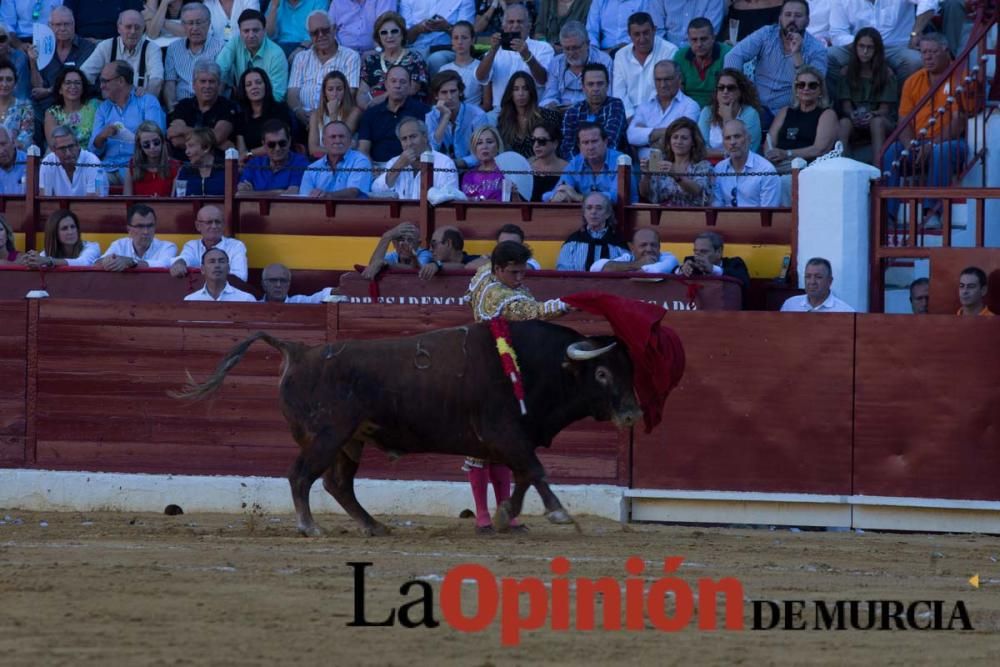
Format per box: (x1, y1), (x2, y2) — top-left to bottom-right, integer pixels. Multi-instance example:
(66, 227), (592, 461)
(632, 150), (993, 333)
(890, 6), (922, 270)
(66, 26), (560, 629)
(80, 9), (164, 97)
(475, 3), (553, 112)
(97, 204), (178, 271)
(612, 12), (678, 119)
(540, 20), (613, 109)
(287, 11), (361, 130)
(39, 125), (102, 197)
(184, 247), (258, 302)
(591, 227), (678, 274)
(828, 0), (936, 87)
(712, 119), (781, 208)
(169, 204), (249, 281)
(372, 117), (458, 199)
(260, 263), (333, 303)
(626, 60), (699, 159)
(780, 257), (856, 313)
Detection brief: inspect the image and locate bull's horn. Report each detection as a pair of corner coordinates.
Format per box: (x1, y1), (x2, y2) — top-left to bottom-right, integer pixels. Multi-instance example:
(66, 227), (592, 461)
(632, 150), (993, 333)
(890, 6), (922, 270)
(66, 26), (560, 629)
(566, 341), (617, 361)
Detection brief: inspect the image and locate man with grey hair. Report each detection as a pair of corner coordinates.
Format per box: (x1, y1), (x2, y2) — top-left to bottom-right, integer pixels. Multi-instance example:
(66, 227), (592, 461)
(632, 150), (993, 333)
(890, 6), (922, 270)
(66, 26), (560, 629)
(476, 3), (553, 112)
(371, 117), (458, 200)
(675, 230), (750, 294)
(555, 191), (629, 271)
(166, 58), (238, 157)
(540, 20), (613, 110)
(164, 3), (225, 112)
(27, 6), (95, 112)
(626, 59), (699, 158)
(81, 9), (164, 97)
(287, 10), (361, 129)
(713, 119), (780, 207)
(0, 127), (26, 195)
(259, 263), (333, 304)
(40, 125), (103, 196)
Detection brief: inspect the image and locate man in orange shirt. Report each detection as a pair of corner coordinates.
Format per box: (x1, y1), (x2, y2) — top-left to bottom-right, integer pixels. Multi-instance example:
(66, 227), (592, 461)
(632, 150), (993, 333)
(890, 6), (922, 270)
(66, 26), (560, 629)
(882, 32), (969, 224)
(957, 266), (993, 316)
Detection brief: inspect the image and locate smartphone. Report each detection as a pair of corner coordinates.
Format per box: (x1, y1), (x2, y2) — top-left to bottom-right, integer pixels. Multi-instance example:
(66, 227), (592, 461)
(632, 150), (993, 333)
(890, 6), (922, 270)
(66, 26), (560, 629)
(501, 31), (518, 50)
(648, 148), (662, 173)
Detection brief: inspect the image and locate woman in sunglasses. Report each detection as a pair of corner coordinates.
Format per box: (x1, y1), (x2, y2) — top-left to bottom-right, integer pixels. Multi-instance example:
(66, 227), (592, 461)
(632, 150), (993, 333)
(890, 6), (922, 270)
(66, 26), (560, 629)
(528, 122), (565, 202)
(357, 11), (428, 109)
(124, 121), (180, 196)
(698, 68), (761, 161)
(44, 66), (99, 149)
(765, 65), (838, 172)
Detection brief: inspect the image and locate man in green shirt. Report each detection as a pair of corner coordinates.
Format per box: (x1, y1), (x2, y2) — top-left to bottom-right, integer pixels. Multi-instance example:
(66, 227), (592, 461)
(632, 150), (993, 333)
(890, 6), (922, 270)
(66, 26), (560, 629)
(672, 17), (730, 108)
(215, 9), (289, 102)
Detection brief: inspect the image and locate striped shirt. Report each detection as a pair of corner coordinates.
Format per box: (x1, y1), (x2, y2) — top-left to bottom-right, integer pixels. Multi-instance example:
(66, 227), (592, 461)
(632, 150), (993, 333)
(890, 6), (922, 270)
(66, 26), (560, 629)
(164, 36), (226, 103)
(288, 45), (362, 114)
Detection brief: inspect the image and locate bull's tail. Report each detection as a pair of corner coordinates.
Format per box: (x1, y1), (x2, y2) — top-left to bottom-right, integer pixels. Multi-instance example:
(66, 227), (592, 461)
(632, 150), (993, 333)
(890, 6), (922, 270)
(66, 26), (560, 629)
(169, 331), (297, 401)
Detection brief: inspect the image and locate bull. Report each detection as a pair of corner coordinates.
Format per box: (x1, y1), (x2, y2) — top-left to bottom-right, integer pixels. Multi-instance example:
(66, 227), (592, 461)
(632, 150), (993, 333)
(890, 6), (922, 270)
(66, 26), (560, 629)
(173, 320), (642, 536)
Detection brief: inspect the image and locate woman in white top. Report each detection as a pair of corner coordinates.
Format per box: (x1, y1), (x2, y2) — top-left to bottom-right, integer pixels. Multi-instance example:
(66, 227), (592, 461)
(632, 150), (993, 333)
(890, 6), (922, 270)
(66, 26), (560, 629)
(202, 0), (260, 42)
(29, 209), (101, 268)
(439, 21), (483, 108)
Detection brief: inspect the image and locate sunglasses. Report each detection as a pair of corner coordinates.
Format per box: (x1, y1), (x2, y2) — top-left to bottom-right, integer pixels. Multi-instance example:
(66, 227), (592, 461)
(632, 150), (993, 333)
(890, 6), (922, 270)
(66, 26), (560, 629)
(266, 139), (289, 149)
(795, 80), (821, 90)
(531, 137), (551, 145)
(379, 27), (401, 37)
(310, 26), (331, 37)
(716, 84), (738, 92)
(141, 138), (162, 149)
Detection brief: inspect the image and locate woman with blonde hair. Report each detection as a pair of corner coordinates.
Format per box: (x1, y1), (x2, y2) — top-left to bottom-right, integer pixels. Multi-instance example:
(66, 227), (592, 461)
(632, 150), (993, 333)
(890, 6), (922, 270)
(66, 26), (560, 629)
(765, 65), (838, 172)
(640, 117), (713, 206)
(461, 126), (509, 202)
(125, 121), (180, 196)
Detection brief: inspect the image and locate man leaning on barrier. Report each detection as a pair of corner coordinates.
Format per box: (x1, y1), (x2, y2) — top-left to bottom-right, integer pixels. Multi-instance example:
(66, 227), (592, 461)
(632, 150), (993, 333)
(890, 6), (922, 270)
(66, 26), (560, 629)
(170, 204), (249, 281)
(590, 227), (679, 274)
(543, 122), (638, 204)
(259, 263), (333, 304)
(362, 221), (433, 279)
(96, 203), (178, 272)
(675, 231), (751, 292)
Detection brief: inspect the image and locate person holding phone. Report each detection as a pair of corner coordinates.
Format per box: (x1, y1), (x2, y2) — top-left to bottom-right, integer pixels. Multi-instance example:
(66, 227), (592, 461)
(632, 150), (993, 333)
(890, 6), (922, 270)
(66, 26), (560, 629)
(401, 0), (476, 73)
(475, 3), (553, 112)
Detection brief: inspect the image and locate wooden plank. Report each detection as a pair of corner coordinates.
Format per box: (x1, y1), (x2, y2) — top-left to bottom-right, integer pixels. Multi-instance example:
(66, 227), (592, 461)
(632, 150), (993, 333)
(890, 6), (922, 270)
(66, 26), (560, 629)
(0, 302), (26, 438)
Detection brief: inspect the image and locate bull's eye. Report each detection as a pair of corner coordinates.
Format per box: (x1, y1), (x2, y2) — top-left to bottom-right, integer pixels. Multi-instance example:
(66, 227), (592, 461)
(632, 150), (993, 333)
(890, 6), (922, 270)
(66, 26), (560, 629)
(595, 367), (611, 386)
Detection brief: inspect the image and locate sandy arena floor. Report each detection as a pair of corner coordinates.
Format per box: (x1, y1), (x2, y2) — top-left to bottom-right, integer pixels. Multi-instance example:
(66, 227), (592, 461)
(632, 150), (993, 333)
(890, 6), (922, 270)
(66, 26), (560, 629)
(1, 508), (999, 666)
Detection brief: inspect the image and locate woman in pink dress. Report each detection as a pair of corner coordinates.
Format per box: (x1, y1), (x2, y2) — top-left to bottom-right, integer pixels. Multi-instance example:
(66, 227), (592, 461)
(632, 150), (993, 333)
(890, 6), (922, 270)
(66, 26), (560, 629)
(461, 126), (506, 201)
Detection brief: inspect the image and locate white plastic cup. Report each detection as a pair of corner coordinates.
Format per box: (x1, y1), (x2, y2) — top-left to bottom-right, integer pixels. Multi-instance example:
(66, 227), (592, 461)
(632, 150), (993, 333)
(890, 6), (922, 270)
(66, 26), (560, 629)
(175, 180), (187, 197)
(728, 18), (740, 44)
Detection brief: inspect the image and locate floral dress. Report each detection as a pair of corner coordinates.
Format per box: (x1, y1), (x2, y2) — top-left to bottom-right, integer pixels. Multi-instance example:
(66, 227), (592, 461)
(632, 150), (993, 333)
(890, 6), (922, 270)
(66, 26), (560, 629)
(1, 98), (36, 150)
(47, 99), (100, 148)
(648, 160), (713, 206)
(360, 50), (429, 100)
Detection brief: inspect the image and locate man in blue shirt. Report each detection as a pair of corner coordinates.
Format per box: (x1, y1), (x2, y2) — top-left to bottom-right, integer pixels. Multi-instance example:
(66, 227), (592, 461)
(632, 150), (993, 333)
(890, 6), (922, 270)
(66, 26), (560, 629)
(544, 122), (638, 204)
(237, 120), (309, 195)
(0, 128), (25, 195)
(89, 60), (166, 184)
(300, 120), (372, 198)
(358, 65), (431, 165)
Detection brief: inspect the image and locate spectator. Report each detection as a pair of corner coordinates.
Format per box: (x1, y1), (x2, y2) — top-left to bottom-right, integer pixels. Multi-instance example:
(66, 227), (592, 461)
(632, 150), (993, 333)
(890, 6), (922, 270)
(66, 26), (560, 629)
(0, 214), (20, 264)
(475, 3), (553, 113)
(460, 125), (508, 201)
(674, 231), (751, 292)
(358, 11), (429, 107)
(184, 248), (258, 302)
(591, 227), (679, 274)
(780, 257), (855, 312)
(266, 0), (331, 55)
(827, 0), (933, 90)
(362, 221), (433, 279)
(474, 0), (536, 39)
(33, 209), (102, 268)
(260, 262), (334, 303)
(764, 65), (838, 173)
(26, 6), (96, 118)
(0, 127), (25, 195)
(63, 0), (145, 41)
(40, 125), (102, 196)
(544, 122), (638, 203)
(89, 60), (167, 185)
(372, 117), (459, 199)
(496, 71), (562, 159)
(97, 203), (178, 271)
(724, 0), (827, 126)
(909, 276), (929, 314)
(638, 117), (712, 206)
(307, 71), (362, 158)
(288, 11), (361, 132)
(238, 119), (309, 195)
(672, 16), (731, 108)
(418, 225), (481, 280)
(328, 0), (395, 55)
(176, 126), (225, 196)
(712, 119), (781, 207)
(723, 0), (782, 43)
(835, 28), (899, 165)
(0, 58), (32, 151)
(401, 0), (475, 72)
(698, 68), (762, 160)
(555, 191), (627, 270)
(528, 122), (566, 202)
(300, 120), (373, 197)
(490, 223), (541, 269)
(882, 32), (968, 224)
(143, 0), (187, 39)
(626, 59), (699, 159)
(957, 267), (992, 317)
(203, 0), (260, 43)
(358, 65), (431, 166)
(560, 63), (625, 159)
(0, 25), (29, 101)
(81, 9), (164, 98)
(612, 11), (678, 119)
(124, 121), (181, 196)
(805, 0), (833, 46)
(170, 204), (249, 281)
(2, 0), (63, 44)
(216, 9), (288, 102)
(166, 59), (238, 158)
(663, 1), (724, 48)
(540, 20), (613, 110)
(439, 21), (483, 108)
(536, 0), (592, 47)
(43, 67), (99, 149)
(164, 2), (225, 112)
(425, 70), (490, 168)
(937, 0), (970, 58)
(587, 0), (666, 53)
(235, 67), (294, 160)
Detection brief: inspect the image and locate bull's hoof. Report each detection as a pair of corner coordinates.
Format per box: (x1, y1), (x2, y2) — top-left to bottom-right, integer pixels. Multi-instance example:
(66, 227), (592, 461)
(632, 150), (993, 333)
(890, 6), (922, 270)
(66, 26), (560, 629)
(475, 524), (496, 535)
(362, 522), (392, 537)
(297, 524), (323, 537)
(494, 501), (513, 532)
(507, 523), (529, 534)
(545, 509), (573, 525)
